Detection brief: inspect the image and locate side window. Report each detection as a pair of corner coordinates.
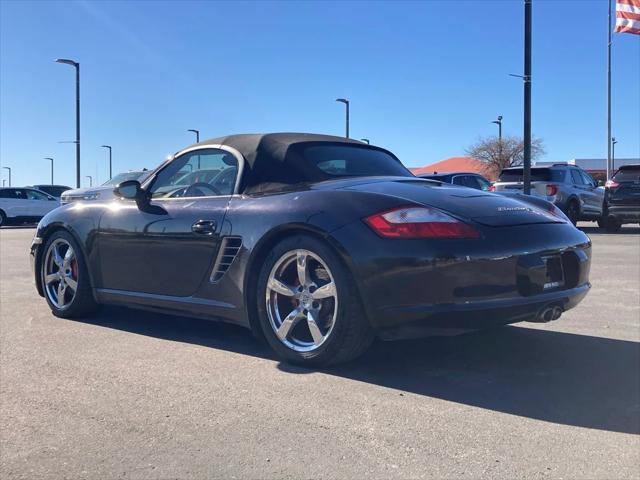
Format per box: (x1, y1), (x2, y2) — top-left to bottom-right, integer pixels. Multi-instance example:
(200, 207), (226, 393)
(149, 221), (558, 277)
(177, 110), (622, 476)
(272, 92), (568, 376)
(149, 148), (239, 199)
(452, 176), (466, 186)
(0, 189), (16, 198)
(14, 189), (27, 199)
(26, 189), (49, 200)
(570, 170), (584, 185)
(580, 170), (595, 187)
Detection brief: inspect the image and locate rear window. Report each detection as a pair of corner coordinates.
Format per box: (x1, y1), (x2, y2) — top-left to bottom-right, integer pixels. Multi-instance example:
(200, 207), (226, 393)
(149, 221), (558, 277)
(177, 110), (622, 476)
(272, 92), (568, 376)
(301, 145), (412, 178)
(498, 168), (565, 182)
(613, 166), (640, 182)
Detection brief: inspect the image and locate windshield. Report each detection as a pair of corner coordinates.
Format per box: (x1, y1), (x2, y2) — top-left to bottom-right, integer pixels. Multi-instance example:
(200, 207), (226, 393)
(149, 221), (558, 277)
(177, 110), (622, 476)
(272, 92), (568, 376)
(498, 168), (565, 182)
(102, 171), (148, 186)
(300, 145), (412, 179)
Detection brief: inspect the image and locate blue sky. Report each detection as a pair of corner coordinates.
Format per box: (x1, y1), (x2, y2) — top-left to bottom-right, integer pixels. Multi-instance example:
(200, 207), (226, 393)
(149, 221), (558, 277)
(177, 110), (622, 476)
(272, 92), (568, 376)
(1, 0), (639, 188)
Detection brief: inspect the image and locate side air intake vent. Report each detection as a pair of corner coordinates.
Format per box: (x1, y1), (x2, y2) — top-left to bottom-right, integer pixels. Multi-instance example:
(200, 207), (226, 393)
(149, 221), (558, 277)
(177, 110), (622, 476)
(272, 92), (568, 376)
(210, 237), (242, 283)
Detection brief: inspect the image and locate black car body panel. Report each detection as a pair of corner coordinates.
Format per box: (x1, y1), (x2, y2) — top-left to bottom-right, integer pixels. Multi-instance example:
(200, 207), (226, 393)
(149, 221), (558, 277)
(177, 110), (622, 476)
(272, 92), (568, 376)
(604, 164), (640, 224)
(30, 133), (592, 339)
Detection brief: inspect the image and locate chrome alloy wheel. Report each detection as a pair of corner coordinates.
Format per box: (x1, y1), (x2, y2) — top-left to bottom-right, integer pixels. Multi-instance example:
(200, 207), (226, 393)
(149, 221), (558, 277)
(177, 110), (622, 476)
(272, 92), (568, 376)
(43, 238), (78, 309)
(266, 249), (338, 352)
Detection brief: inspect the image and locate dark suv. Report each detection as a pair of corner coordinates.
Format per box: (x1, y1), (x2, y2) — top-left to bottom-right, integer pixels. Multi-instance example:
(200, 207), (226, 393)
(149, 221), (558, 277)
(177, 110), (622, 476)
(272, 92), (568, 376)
(491, 164), (604, 225)
(603, 164), (640, 232)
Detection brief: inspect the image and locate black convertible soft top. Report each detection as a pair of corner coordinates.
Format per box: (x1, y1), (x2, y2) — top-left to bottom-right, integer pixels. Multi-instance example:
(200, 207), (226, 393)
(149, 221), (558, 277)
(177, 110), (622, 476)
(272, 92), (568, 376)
(190, 133), (403, 193)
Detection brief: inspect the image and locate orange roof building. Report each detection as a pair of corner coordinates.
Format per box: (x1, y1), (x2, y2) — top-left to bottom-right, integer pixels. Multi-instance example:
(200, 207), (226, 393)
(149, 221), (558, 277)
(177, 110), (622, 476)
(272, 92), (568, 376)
(410, 157), (495, 180)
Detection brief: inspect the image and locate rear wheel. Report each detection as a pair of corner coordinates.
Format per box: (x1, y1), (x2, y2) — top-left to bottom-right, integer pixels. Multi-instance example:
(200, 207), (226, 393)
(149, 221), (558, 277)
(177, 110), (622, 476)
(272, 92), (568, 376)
(605, 216), (622, 233)
(41, 230), (98, 318)
(0, 210), (6, 227)
(256, 235), (373, 367)
(566, 200), (580, 226)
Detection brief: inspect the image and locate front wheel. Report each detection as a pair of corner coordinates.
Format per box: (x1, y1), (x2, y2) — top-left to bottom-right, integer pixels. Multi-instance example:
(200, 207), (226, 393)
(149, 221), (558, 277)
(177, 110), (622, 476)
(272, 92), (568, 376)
(0, 210), (7, 227)
(256, 235), (373, 367)
(41, 230), (98, 318)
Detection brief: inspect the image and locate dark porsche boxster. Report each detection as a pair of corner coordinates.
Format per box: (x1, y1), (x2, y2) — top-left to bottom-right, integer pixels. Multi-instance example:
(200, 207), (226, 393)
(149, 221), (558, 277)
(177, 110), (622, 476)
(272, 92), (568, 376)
(30, 133), (591, 366)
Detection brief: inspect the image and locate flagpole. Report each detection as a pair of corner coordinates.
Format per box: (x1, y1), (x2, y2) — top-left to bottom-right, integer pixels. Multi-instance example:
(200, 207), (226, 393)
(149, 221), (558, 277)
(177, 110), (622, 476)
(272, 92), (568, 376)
(607, 0), (612, 180)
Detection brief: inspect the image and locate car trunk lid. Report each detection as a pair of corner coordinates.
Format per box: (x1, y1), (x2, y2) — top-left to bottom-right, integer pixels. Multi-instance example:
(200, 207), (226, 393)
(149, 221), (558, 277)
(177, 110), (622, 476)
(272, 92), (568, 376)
(339, 178), (563, 226)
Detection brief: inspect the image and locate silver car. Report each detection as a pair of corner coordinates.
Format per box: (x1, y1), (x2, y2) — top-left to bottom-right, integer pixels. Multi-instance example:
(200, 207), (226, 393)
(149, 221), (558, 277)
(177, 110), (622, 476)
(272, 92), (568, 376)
(490, 164), (604, 225)
(61, 170), (149, 205)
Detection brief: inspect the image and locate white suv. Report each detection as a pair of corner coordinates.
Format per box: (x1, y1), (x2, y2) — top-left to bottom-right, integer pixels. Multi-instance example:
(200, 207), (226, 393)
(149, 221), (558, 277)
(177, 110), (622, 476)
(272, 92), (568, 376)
(0, 188), (60, 226)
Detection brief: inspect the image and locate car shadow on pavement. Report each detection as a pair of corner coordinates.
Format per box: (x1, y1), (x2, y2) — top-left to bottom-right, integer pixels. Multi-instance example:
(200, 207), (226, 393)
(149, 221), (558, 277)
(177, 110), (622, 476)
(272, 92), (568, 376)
(83, 306), (639, 436)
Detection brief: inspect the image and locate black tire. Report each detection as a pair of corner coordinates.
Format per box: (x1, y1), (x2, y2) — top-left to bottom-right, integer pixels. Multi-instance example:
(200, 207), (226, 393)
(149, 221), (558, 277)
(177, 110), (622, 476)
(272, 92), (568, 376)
(597, 217), (606, 229)
(40, 230), (99, 318)
(256, 235), (374, 367)
(0, 210), (7, 227)
(565, 200), (580, 226)
(605, 217), (622, 233)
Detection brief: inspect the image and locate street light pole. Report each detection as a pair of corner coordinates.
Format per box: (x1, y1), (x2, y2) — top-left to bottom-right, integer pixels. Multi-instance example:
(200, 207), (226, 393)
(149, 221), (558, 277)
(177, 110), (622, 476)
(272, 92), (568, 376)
(335, 98), (350, 138)
(360, 138), (370, 144)
(492, 115), (503, 164)
(2, 166), (11, 187)
(523, 0), (532, 195)
(55, 58), (80, 188)
(612, 137), (618, 172)
(100, 145), (112, 180)
(44, 158), (54, 184)
(85, 175), (92, 187)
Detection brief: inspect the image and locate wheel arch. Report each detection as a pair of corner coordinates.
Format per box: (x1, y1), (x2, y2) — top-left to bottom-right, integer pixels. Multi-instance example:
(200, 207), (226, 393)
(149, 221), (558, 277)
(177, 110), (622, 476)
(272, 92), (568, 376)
(243, 223), (363, 338)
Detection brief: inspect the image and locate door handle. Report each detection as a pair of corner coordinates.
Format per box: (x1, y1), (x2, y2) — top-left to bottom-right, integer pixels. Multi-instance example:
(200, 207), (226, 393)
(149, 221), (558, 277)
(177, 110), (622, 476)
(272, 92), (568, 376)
(192, 220), (216, 235)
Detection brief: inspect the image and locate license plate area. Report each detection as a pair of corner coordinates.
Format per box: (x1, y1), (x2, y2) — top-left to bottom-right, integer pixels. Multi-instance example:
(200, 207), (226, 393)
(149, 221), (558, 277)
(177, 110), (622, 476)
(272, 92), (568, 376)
(542, 255), (564, 290)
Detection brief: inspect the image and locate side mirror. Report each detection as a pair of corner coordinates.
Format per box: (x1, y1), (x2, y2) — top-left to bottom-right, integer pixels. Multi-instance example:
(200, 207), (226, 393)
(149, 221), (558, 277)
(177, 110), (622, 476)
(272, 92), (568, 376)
(114, 180), (144, 201)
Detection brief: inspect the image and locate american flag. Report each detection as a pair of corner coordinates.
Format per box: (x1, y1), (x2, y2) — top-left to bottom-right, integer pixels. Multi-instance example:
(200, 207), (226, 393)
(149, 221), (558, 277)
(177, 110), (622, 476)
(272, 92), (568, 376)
(615, 0), (640, 35)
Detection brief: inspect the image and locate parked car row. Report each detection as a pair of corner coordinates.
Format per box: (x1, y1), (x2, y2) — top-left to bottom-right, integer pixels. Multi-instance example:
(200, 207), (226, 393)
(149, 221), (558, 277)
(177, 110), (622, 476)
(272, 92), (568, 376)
(420, 163), (640, 231)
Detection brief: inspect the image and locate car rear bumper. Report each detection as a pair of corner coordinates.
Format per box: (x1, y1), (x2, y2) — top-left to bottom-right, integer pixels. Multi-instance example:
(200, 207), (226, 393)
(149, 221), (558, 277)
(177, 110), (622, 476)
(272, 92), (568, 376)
(376, 282), (590, 340)
(331, 221), (591, 337)
(606, 205), (640, 223)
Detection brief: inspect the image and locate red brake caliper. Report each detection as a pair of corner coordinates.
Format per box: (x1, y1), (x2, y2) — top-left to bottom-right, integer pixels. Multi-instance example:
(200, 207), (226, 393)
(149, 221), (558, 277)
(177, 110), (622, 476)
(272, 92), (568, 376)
(71, 259), (78, 281)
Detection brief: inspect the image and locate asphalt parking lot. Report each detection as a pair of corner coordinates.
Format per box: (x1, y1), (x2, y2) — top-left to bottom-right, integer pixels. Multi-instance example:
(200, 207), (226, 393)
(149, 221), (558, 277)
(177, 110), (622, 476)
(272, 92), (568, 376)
(1, 224), (639, 479)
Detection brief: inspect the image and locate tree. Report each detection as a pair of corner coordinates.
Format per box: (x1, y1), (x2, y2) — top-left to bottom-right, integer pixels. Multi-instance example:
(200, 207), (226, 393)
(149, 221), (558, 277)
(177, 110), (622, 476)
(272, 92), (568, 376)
(466, 135), (545, 177)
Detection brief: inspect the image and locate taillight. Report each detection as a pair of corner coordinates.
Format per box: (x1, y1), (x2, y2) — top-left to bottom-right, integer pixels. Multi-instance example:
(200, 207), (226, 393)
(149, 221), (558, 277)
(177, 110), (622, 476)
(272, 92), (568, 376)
(605, 180), (619, 188)
(488, 185), (496, 192)
(364, 206), (480, 239)
(546, 184), (558, 196)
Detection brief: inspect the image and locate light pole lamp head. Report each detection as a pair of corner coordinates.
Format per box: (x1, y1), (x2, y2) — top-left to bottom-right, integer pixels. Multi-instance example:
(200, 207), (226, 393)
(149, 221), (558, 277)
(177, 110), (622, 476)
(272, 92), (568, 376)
(360, 138), (370, 144)
(335, 98), (349, 105)
(612, 137), (617, 144)
(55, 58), (78, 67)
(44, 157), (53, 161)
(100, 145), (111, 150)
